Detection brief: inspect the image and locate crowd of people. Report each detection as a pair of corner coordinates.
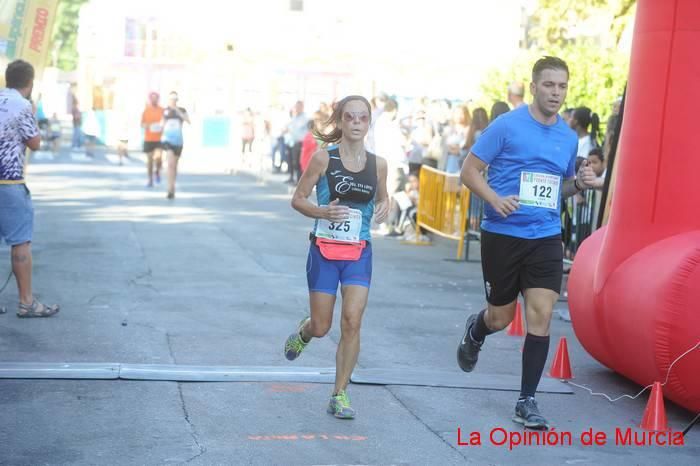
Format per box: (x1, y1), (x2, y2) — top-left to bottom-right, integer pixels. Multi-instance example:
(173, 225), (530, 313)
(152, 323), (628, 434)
(252, 79), (617, 245)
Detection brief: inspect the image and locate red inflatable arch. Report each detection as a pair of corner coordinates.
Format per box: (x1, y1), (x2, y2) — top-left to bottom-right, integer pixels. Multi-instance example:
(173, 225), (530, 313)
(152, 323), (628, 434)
(569, 0), (700, 413)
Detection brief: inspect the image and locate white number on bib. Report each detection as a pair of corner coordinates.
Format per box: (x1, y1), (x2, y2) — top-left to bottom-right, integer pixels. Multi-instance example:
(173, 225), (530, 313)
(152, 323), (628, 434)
(519, 171), (560, 210)
(315, 208), (362, 242)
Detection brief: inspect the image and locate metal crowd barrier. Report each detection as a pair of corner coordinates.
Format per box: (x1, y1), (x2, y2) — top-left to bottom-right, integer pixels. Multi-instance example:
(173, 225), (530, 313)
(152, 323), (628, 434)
(413, 165), (471, 260)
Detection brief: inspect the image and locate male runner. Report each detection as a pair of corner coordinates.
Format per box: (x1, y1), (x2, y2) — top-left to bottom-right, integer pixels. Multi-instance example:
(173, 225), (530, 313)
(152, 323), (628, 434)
(458, 56), (596, 429)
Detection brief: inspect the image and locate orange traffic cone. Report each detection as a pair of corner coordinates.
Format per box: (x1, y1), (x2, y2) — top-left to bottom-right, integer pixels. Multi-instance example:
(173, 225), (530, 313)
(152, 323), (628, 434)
(507, 301), (525, 337)
(548, 337), (573, 380)
(640, 382), (668, 431)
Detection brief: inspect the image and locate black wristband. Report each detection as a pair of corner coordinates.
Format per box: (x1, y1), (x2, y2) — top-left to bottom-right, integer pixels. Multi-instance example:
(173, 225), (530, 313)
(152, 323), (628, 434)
(574, 178), (582, 191)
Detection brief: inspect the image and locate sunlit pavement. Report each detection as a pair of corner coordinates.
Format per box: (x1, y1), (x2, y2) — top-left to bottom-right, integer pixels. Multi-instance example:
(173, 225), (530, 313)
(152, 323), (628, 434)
(1, 145), (697, 465)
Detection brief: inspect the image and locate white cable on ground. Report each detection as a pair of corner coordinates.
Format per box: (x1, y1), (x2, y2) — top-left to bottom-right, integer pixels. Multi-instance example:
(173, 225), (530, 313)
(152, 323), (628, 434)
(565, 341), (700, 403)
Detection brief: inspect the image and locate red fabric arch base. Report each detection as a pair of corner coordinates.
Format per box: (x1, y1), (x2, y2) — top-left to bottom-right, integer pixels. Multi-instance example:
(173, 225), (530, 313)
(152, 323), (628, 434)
(568, 0), (700, 413)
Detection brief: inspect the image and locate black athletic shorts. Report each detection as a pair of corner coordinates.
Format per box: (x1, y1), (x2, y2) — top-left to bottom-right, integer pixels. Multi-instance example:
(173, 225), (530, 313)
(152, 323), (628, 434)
(143, 141), (161, 153)
(480, 229), (563, 306)
(161, 142), (183, 157)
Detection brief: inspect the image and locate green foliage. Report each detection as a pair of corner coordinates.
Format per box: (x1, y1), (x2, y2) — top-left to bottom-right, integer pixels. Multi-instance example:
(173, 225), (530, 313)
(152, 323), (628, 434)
(529, 0), (636, 48)
(478, 1), (635, 128)
(52, 0), (89, 71)
(479, 44), (628, 126)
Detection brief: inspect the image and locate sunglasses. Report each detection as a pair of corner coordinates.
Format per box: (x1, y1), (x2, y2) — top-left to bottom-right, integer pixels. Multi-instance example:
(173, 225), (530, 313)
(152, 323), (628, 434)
(342, 112), (370, 123)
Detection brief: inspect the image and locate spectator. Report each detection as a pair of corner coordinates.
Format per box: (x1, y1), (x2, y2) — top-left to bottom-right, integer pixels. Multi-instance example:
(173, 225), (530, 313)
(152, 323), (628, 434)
(286, 100), (308, 184)
(0, 60), (60, 318)
(570, 106), (600, 159)
(385, 173), (420, 237)
(441, 105), (471, 169)
(507, 81), (526, 108)
(366, 92), (388, 153)
(48, 113), (62, 154)
(464, 107), (488, 154)
(490, 101), (510, 122)
(587, 147), (607, 229)
(405, 127), (424, 176)
(70, 87), (82, 150)
(444, 134), (463, 174)
(561, 107), (574, 126)
(300, 119), (318, 174)
(411, 109), (435, 168)
(266, 105), (288, 173)
(373, 98), (406, 194)
(603, 97), (622, 160)
(241, 107), (255, 154)
(82, 107), (101, 158)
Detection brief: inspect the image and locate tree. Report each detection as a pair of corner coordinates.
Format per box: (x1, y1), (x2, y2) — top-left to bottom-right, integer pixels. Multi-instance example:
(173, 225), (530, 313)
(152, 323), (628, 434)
(528, 0), (637, 48)
(52, 0), (89, 71)
(479, 1), (636, 129)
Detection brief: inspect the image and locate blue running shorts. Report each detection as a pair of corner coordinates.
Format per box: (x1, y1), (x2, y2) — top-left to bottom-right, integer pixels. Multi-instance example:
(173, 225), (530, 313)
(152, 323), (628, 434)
(306, 241), (372, 295)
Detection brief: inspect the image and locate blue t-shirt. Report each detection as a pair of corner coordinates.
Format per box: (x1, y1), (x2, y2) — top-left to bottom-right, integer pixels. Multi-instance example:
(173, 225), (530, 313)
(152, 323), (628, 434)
(471, 105), (577, 239)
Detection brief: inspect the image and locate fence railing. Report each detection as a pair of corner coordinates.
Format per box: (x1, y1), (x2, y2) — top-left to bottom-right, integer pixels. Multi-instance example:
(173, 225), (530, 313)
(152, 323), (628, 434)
(414, 165), (471, 260)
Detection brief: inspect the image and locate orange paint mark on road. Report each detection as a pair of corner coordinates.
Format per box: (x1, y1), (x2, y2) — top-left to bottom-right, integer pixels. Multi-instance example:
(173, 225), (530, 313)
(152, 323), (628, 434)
(266, 383), (308, 393)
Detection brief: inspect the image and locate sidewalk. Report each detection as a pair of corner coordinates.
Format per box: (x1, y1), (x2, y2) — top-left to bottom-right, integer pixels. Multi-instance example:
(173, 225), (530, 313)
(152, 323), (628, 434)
(0, 148), (697, 465)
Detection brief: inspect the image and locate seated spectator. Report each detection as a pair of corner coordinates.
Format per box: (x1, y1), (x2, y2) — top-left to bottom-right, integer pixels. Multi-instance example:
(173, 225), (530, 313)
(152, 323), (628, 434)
(385, 173), (420, 237)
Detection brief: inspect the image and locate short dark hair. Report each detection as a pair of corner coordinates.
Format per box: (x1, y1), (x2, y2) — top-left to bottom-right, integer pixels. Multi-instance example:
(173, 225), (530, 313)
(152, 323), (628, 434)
(588, 147), (604, 162)
(532, 56), (569, 82)
(5, 59), (34, 89)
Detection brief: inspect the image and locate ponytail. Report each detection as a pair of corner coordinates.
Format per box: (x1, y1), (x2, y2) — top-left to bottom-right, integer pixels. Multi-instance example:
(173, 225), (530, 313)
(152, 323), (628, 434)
(573, 106), (601, 146)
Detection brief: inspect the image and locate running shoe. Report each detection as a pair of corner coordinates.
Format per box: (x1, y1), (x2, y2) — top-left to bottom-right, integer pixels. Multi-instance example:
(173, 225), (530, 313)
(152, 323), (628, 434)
(155, 173), (161, 184)
(457, 313), (483, 372)
(513, 396), (550, 430)
(327, 390), (356, 419)
(284, 316), (310, 361)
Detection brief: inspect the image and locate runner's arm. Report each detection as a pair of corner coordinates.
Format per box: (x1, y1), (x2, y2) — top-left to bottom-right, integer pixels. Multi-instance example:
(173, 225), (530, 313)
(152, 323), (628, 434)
(179, 108), (190, 124)
(461, 152), (519, 217)
(291, 149), (349, 222)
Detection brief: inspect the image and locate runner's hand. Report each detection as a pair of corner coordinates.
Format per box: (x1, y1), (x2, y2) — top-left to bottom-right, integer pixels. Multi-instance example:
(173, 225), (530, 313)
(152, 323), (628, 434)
(491, 195), (520, 218)
(324, 199), (349, 222)
(373, 198), (390, 224)
(577, 160), (597, 189)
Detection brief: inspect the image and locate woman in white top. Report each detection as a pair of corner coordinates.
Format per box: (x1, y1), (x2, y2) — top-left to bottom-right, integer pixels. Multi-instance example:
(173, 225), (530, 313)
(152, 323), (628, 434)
(570, 106), (600, 159)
